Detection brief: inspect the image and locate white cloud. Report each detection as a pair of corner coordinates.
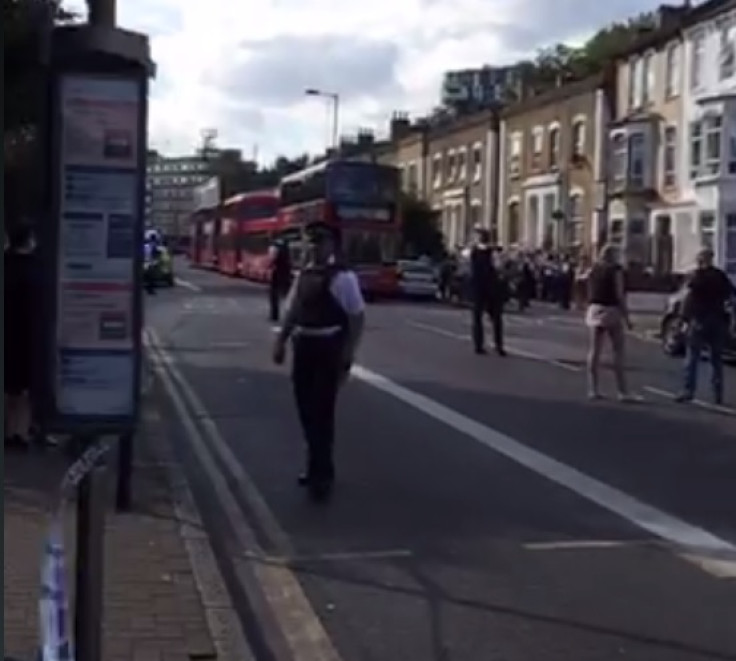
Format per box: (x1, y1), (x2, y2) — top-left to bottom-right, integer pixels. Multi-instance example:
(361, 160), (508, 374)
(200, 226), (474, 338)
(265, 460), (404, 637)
(63, 0), (666, 162)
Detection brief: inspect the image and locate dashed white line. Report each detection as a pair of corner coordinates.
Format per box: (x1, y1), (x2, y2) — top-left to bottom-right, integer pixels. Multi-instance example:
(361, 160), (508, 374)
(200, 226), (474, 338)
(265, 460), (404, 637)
(176, 277), (203, 292)
(351, 364), (736, 577)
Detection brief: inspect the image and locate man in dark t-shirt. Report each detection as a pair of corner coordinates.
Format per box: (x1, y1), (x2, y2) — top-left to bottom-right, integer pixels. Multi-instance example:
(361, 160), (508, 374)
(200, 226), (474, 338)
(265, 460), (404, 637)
(678, 248), (734, 405)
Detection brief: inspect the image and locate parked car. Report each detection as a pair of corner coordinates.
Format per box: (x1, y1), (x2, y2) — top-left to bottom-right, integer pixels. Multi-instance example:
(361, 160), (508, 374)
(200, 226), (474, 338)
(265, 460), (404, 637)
(660, 283), (736, 361)
(396, 259), (439, 299)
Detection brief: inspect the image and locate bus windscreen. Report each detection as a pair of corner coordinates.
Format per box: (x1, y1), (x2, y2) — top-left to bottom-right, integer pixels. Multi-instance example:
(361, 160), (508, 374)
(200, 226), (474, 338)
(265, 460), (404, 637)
(327, 163), (399, 206)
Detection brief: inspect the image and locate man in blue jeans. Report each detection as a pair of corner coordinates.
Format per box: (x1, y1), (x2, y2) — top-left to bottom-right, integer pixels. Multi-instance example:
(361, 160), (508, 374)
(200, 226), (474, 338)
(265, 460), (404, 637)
(677, 248), (734, 405)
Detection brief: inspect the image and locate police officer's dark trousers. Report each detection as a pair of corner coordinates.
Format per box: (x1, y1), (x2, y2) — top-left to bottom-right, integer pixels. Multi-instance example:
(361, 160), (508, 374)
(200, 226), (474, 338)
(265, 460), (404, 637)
(471, 295), (504, 353)
(291, 334), (343, 485)
(269, 276), (286, 322)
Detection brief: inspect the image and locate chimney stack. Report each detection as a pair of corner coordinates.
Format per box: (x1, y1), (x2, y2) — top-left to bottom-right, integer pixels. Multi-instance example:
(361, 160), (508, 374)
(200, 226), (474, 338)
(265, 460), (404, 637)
(389, 112), (411, 141)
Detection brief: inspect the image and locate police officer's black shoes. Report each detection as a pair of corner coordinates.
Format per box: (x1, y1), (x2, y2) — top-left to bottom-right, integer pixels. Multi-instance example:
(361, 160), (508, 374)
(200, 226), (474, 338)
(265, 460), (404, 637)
(309, 479), (334, 502)
(496, 347), (507, 357)
(297, 473), (334, 501)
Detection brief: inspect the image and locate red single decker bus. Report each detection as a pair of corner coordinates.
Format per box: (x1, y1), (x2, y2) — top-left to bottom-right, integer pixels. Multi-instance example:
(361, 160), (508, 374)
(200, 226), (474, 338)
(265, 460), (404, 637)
(217, 190), (279, 278)
(278, 159), (401, 297)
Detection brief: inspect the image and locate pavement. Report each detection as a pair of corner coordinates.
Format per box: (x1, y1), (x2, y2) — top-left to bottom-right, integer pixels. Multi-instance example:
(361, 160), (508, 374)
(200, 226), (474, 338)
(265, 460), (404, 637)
(3, 403), (224, 661)
(143, 264), (736, 661)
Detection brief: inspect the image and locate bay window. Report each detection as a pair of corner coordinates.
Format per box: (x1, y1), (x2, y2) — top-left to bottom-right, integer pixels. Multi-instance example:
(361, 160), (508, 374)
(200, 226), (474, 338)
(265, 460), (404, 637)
(628, 133), (645, 187)
(690, 115), (723, 178)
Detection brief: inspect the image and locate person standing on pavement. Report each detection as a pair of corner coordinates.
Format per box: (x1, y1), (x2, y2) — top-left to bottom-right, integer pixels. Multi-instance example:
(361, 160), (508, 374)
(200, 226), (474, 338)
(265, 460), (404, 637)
(272, 223), (365, 501)
(268, 239), (292, 323)
(4, 222), (39, 449)
(676, 247), (734, 405)
(584, 244), (640, 401)
(469, 227), (506, 356)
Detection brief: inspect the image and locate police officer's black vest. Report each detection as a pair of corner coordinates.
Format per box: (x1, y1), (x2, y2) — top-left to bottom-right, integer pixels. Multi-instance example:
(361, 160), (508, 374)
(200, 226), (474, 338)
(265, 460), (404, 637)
(292, 264), (349, 331)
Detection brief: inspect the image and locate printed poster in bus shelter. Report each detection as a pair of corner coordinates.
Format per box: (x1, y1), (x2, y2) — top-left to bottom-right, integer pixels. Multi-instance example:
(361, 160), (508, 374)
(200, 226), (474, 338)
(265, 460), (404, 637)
(55, 75), (140, 417)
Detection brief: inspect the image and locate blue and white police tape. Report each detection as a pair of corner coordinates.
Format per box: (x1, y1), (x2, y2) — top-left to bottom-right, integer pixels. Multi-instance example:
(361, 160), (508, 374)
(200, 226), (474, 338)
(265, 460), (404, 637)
(38, 521), (73, 661)
(38, 438), (113, 661)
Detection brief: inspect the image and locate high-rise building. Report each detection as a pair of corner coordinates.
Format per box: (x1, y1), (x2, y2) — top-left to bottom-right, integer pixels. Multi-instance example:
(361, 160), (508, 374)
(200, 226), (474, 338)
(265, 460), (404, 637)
(145, 151), (215, 239)
(441, 65), (520, 111)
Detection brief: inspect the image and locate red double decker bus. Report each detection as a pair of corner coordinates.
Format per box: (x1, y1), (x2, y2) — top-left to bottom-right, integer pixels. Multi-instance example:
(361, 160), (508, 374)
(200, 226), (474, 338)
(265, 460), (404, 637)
(217, 190), (279, 278)
(278, 159), (401, 296)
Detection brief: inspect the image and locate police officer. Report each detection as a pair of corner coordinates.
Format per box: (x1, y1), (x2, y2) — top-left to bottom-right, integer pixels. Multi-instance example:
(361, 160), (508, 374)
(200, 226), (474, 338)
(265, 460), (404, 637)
(272, 222), (365, 501)
(469, 227), (506, 356)
(268, 239), (292, 322)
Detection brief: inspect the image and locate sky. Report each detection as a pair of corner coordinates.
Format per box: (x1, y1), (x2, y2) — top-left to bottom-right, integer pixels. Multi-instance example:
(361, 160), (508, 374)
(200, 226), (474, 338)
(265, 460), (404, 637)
(65, 0), (671, 163)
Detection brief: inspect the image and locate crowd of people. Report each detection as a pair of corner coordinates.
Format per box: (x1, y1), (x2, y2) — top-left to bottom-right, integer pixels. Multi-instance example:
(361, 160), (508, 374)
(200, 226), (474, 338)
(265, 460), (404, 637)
(438, 246), (589, 312)
(453, 228), (733, 406)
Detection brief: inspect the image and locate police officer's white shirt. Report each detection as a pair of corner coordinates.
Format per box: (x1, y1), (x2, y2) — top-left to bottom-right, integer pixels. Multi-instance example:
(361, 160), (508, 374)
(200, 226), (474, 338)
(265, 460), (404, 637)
(283, 267), (365, 336)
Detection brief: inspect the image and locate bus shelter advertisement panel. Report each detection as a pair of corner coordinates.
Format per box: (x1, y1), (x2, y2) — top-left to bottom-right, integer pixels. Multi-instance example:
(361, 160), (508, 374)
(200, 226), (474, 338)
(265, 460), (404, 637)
(55, 76), (140, 417)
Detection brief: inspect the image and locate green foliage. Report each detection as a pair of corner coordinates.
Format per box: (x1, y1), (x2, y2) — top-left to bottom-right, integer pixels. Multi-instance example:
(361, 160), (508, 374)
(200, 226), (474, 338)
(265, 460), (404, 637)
(513, 11), (657, 95)
(400, 193), (445, 259)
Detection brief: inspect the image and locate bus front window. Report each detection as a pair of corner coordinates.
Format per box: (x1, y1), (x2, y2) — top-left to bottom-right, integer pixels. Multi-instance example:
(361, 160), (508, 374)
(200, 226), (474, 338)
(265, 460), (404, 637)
(342, 230), (398, 265)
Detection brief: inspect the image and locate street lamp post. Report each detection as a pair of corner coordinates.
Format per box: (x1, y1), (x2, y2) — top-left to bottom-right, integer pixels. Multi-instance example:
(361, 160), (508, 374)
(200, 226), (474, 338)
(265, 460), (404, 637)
(305, 88), (339, 150)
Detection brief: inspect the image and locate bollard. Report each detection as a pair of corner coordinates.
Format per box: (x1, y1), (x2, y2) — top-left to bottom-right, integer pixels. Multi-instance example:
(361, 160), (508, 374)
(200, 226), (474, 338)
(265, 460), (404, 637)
(74, 464), (106, 661)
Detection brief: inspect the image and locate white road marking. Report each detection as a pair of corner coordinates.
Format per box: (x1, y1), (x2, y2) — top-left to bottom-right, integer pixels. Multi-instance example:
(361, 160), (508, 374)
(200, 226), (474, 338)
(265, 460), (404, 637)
(351, 364), (736, 577)
(176, 277), (202, 292)
(524, 540), (643, 550)
(408, 320), (582, 372)
(245, 549), (414, 565)
(644, 386), (736, 416)
(145, 328), (344, 661)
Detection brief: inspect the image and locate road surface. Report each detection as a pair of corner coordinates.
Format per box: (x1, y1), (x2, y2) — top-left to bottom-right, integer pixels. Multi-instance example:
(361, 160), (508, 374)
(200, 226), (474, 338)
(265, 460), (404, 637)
(145, 266), (736, 661)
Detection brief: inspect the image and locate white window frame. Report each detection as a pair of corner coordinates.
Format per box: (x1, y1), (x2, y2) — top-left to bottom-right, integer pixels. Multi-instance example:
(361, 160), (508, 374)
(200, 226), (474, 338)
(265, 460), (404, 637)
(728, 122), (736, 175)
(548, 125), (561, 169)
(472, 142), (483, 182)
(690, 120), (702, 179)
(699, 211), (716, 250)
(457, 146), (468, 180)
(704, 114), (723, 177)
(642, 51), (655, 105)
(726, 212), (736, 274)
(509, 132), (522, 179)
(572, 118), (586, 156)
(609, 218), (625, 246)
(718, 15), (736, 81)
(663, 125), (677, 188)
(568, 193), (584, 246)
(446, 149), (457, 182)
(691, 31), (705, 90)
(531, 126), (544, 170)
(432, 153), (442, 188)
(633, 56), (644, 108)
(611, 133), (627, 185)
(627, 58), (637, 109)
(628, 133), (645, 187)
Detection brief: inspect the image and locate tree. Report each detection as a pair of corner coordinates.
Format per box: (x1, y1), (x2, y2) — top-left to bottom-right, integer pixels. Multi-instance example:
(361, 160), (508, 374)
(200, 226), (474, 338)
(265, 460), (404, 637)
(504, 11), (659, 99)
(400, 193), (445, 259)
(5, 0), (75, 222)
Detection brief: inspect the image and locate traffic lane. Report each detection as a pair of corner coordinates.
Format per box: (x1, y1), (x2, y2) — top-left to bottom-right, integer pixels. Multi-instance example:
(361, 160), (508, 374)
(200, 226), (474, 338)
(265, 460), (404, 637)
(148, 292), (736, 661)
(397, 301), (736, 409)
(350, 307), (736, 545)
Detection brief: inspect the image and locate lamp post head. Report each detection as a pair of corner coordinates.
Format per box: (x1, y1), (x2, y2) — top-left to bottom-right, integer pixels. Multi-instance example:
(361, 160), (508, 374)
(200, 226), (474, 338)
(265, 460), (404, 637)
(305, 88), (320, 96)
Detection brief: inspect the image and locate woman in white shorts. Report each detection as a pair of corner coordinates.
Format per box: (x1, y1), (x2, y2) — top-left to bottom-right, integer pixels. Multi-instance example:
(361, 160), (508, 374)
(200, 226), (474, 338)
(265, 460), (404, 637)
(585, 244), (640, 401)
